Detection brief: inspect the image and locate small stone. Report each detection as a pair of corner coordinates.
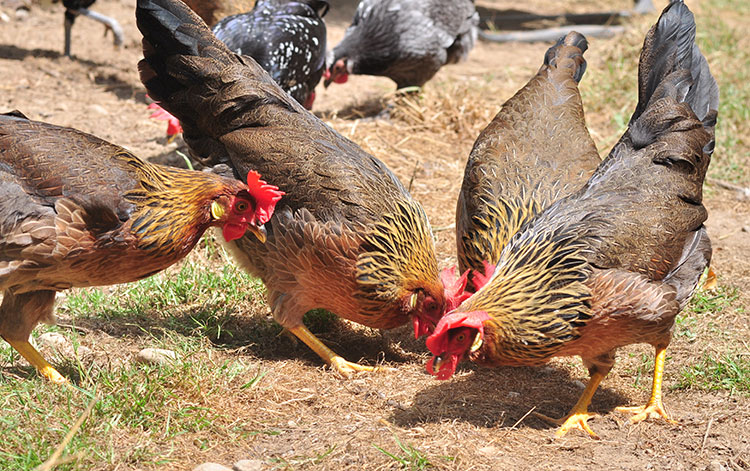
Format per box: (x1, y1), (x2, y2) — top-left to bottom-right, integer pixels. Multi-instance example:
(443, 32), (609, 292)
(233, 459), (264, 471)
(707, 461), (726, 471)
(89, 104), (109, 115)
(507, 391), (520, 399)
(136, 348), (178, 366)
(192, 464), (231, 471)
(477, 445), (499, 457)
(572, 380), (586, 389)
(742, 226), (750, 233)
(38, 332), (71, 350)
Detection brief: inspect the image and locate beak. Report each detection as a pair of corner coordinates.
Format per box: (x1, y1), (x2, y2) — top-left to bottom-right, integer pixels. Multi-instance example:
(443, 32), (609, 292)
(470, 331), (483, 353)
(210, 201), (225, 220)
(409, 292), (418, 310)
(432, 355), (445, 372)
(247, 224), (267, 243)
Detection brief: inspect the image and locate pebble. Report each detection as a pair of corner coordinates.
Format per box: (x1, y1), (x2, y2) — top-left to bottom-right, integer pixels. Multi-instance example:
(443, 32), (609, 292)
(192, 464), (231, 471)
(572, 380), (586, 389)
(233, 459), (265, 471)
(38, 332), (71, 350)
(707, 461), (727, 471)
(742, 225), (749, 232)
(507, 391), (520, 399)
(135, 348), (178, 366)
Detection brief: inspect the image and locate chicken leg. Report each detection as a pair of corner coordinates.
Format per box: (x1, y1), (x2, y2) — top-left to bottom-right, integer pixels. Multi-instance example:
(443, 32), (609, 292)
(535, 371), (605, 439)
(4, 337), (68, 384)
(616, 347), (677, 424)
(288, 325), (375, 378)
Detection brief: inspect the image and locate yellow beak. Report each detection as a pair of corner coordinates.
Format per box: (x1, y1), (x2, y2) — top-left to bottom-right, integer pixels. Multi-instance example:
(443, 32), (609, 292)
(247, 224), (267, 243)
(210, 201), (225, 220)
(470, 331), (483, 352)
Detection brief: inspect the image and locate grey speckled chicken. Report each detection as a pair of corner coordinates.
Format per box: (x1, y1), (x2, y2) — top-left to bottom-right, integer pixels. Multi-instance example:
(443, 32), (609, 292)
(212, 0), (329, 109)
(427, 0), (718, 439)
(324, 0), (478, 89)
(136, 0), (448, 377)
(456, 32), (601, 287)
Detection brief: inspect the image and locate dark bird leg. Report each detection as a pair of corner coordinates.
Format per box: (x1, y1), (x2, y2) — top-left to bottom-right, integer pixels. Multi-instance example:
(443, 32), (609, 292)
(616, 346), (677, 424)
(64, 8), (124, 57)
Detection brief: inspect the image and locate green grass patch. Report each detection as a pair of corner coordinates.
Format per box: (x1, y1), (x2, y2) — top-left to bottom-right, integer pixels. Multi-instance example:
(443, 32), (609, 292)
(674, 353), (750, 395)
(374, 434), (437, 470)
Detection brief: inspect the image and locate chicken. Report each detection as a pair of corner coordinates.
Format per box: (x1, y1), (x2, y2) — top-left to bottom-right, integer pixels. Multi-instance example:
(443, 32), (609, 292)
(213, 0), (329, 110)
(55, 0), (124, 57)
(324, 0), (479, 89)
(456, 32), (600, 289)
(0, 110), (283, 383)
(136, 0), (447, 377)
(426, 0), (718, 439)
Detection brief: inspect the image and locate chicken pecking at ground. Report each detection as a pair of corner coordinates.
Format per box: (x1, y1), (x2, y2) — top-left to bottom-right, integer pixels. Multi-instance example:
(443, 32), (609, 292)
(136, 0), (449, 377)
(0, 110), (282, 383)
(149, 0), (329, 140)
(427, 0), (718, 439)
(54, 0), (124, 57)
(456, 31), (601, 290)
(324, 0), (479, 90)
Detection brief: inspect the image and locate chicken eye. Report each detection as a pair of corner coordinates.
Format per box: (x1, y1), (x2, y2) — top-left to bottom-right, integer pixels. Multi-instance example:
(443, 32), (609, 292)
(456, 333), (466, 342)
(234, 200), (249, 212)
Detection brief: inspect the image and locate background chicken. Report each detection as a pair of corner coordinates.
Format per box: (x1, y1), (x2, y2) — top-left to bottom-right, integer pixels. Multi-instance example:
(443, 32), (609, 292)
(136, 0), (447, 377)
(54, 0), (124, 57)
(0, 110), (282, 383)
(427, 0), (718, 439)
(456, 31), (600, 288)
(324, 0), (479, 89)
(213, 0), (329, 110)
(149, 0), (329, 140)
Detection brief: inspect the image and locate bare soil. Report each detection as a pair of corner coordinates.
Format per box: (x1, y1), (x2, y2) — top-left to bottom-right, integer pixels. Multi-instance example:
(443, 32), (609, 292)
(1, 0), (748, 469)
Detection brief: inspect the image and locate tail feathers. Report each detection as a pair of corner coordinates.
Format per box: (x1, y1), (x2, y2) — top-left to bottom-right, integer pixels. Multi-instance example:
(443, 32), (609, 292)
(631, 0), (719, 124)
(542, 31), (588, 83)
(136, 0), (304, 165)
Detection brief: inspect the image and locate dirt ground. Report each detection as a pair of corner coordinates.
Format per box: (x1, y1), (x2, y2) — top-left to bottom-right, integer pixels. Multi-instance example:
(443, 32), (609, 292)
(1, 0), (749, 469)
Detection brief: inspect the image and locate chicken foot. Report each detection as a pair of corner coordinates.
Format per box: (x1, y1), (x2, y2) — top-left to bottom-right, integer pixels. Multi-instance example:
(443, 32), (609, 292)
(4, 337), (68, 384)
(534, 371), (605, 439)
(616, 347), (677, 424)
(288, 325), (376, 378)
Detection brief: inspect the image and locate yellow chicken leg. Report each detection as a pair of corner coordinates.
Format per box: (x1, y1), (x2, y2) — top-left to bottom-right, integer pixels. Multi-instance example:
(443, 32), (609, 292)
(5, 338), (68, 384)
(534, 371), (606, 439)
(288, 325), (375, 378)
(616, 347), (677, 424)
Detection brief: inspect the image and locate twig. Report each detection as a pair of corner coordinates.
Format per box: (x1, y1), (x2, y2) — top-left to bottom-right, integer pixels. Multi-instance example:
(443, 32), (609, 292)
(503, 406), (536, 436)
(432, 223), (456, 232)
(707, 177), (750, 197)
(35, 394), (99, 471)
(700, 417), (714, 455)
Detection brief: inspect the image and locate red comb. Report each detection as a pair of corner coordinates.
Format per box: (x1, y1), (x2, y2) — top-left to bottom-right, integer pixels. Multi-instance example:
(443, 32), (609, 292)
(147, 102), (183, 137)
(425, 311), (491, 356)
(471, 261), (496, 291)
(439, 265), (472, 312)
(246, 170), (284, 225)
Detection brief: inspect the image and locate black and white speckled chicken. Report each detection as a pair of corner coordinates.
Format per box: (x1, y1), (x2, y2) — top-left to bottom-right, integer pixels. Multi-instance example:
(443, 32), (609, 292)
(324, 0), (478, 89)
(213, 0), (329, 109)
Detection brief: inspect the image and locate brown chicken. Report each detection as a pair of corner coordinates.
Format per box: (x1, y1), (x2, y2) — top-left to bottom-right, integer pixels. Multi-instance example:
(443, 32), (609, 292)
(427, 0), (718, 439)
(136, 0), (447, 377)
(456, 31), (601, 287)
(0, 111), (282, 383)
